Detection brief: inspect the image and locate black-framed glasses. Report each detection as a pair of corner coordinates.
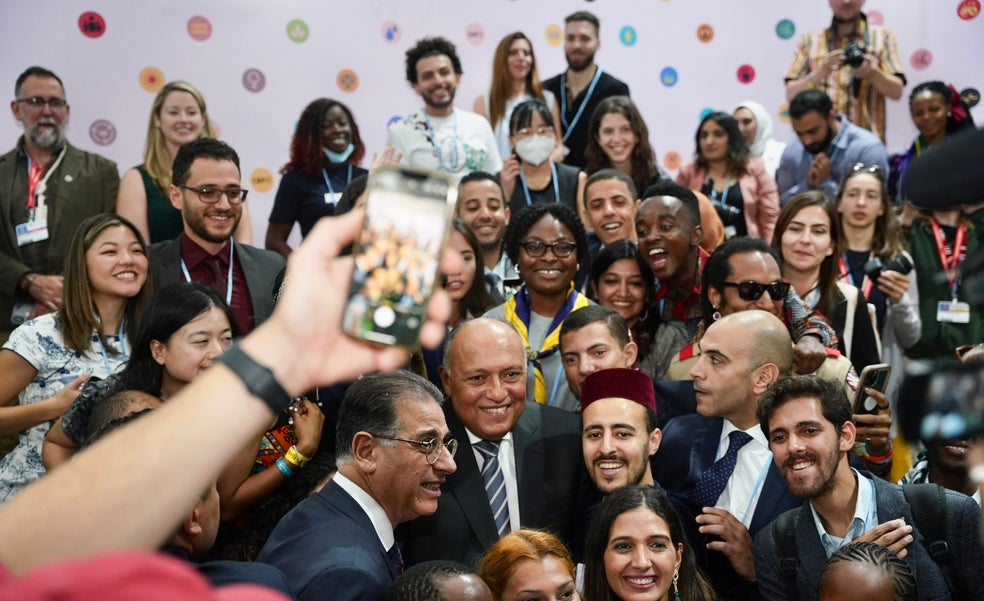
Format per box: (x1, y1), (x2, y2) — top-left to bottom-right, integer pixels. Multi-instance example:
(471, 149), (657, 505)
(519, 240), (577, 258)
(720, 280), (790, 302)
(179, 185), (248, 205)
(16, 96), (67, 110)
(373, 435), (459, 465)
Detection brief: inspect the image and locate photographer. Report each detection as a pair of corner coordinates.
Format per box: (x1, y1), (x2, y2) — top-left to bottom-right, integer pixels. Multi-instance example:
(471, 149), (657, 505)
(784, 0), (906, 143)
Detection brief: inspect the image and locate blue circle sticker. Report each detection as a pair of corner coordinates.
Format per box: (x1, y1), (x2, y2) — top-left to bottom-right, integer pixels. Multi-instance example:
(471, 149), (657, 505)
(620, 26), (637, 47)
(776, 19), (795, 40)
(660, 67), (678, 87)
(699, 107), (715, 122)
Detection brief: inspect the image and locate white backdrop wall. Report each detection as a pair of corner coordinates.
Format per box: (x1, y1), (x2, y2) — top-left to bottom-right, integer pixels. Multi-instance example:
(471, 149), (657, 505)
(1, 1), (981, 245)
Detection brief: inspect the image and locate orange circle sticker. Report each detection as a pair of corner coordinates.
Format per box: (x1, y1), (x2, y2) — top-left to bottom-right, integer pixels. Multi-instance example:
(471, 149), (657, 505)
(545, 24), (563, 47)
(778, 103), (791, 124)
(251, 168), (274, 193)
(696, 23), (714, 43)
(337, 69), (359, 93)
(663, 151), (682, 171)
(139, 67), (166, 93)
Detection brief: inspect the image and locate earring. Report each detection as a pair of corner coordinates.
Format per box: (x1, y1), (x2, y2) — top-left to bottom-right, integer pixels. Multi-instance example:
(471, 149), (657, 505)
(638, 305), (650, 322)
(672, 568), (681, 601)
(712, 309), (722, 321)
(947, 112), (953, 118)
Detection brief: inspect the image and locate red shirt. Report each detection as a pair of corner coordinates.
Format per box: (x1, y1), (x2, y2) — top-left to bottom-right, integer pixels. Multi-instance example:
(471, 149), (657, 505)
(654, 247), (709, 322)
(179, 234), (254, 334)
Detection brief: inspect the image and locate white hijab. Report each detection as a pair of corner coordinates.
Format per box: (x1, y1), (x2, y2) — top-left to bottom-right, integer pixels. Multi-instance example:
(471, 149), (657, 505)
(735, 100), (774, 158)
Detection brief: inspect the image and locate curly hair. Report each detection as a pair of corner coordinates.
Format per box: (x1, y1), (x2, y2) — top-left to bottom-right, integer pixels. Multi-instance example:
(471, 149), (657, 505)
(694, 111), (750, 177)
(282, 98), (365, 177)
(757, 374), (852, 439)
(820, 541), (917, 601)
(488, 32), (546, 129)
(502, 202), (588, 267)
(584, 96), (660, 196)
(385, 560), (476, 601)
(405, 37), (463, 84)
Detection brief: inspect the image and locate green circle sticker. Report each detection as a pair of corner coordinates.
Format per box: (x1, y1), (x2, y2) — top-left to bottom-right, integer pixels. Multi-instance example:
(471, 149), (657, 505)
(287, 19), (309, 43)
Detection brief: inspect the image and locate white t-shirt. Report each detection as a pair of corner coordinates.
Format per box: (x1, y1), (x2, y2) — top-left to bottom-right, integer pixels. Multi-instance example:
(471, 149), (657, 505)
(386, 107), (503, 179)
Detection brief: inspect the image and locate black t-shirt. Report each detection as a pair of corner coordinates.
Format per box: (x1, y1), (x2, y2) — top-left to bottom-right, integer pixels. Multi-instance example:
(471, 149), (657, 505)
(542, 69), (630, 169)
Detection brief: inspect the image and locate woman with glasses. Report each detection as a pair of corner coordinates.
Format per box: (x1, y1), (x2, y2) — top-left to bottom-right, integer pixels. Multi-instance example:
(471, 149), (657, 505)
(772, 191), (881, 372)
(265, 98), (367, 259)
(475, 32), (562, 162)
(117, 81), (254, 245)
(485, 203), (591, 412)
(498, 100), (585, 221)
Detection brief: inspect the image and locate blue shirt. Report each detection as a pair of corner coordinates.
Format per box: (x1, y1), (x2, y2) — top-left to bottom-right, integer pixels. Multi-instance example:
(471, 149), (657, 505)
(776, 115), (888, 205)
(808, 468), (879, 557)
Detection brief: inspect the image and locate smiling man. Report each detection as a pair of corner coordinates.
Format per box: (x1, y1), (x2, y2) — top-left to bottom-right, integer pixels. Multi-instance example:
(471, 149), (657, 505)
(399, 318), (591, 568)
(457, 172), (516, 301)
(583, 169), (639, 251)
(387, 37), (502, 178)
(149, 138), (284, 335)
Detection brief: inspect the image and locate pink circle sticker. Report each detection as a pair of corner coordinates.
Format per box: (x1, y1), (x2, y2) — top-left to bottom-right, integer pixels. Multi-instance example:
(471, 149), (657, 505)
(78, 12), (106, 38)
(187, 16), (212, 41)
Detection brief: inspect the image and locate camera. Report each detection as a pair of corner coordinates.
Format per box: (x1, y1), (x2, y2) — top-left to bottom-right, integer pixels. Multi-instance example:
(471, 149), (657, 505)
(843, 43), (867, 68)
(899, 361), (984, 441)
(863, 255), (913, 280)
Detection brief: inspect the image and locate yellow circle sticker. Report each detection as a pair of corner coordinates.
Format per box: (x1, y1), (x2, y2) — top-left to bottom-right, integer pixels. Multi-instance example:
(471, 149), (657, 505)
(139, 67), (166, 93)
(545, 24), (563, 47)
(251, 168), (274, 193)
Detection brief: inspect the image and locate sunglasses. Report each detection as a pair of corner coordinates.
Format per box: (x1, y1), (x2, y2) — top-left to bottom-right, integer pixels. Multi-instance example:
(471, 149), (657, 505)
(849, 163), (885, 180)
(719, 280), (790, 301)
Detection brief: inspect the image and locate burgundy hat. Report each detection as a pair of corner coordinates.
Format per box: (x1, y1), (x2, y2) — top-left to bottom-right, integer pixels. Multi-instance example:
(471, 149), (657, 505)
(580, 368), (657, 413)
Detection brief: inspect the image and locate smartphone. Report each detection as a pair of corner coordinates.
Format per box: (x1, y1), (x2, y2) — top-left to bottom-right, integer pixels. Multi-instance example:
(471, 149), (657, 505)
(899, 360), (984, 441)
(852, 363), (892, 415)
(342, 166), (457, 347)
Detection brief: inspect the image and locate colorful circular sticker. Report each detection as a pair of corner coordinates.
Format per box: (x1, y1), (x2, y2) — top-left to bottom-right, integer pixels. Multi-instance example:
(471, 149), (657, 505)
(958, 0), (981, 20)
(620, 26), (637, 47)
(663, 151), (682, 171)
(737, 64), (756, 84)
(139, 67), (166, 93)
(89, 120), (116, 145)
(287, 19), (309, 43)
(696, 23), (714, 43)
(251, 168), (275, 193)
(545, 24), (563, 47)
(778, 103), (791, 124)
(187, 16), (212, 41)
(867, 11), (884, 25)
(910, 49), (933, 70)
(961, 87), (981, 108)
(465, 23), (485, 45)
(381, 21), (401, 43)
(337, 69), (359, 93)
(78, 12), (106, 38)
(242, 68), (266, 92)
(660, 67), (678, 87)
(699, 107), (715, 122)
(775, 19), (795, 40)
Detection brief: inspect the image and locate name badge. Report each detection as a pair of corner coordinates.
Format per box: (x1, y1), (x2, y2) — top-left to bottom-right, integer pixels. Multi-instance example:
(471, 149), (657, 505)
(15, 220), (49, 246)
(937, 300), (971, 323)
(325, 192), (341, 206)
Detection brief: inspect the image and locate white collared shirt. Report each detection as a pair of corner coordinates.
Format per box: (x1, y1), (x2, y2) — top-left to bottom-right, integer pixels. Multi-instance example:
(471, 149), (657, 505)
(809, 469), (878, 558)
(466, 427), (521, 533)
(333, 471), (395, 551)
(715, 420), (772, 527)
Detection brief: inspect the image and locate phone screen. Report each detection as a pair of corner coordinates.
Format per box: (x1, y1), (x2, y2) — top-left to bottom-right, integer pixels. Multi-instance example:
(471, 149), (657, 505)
(342, 166), (456, 347)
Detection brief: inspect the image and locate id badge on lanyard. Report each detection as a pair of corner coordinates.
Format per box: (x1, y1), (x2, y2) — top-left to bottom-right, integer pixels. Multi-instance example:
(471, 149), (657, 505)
(15, 154), (56, 246)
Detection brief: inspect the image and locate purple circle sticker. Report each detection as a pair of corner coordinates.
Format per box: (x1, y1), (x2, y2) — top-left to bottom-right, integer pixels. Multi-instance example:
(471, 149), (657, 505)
(89, 120), (116, 146)
(242, 68), (266, 92)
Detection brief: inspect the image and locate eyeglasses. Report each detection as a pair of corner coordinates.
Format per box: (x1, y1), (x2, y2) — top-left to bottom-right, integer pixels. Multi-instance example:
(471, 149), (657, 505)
(514, 125), (555, 138)
(519, 240), (577, 258)
(179, 185), (248, 205)
(16, 96), (67, 110)
(850, 163), (885, 179)
(719, 280), (791, 301)
(373, 435), (459, 465)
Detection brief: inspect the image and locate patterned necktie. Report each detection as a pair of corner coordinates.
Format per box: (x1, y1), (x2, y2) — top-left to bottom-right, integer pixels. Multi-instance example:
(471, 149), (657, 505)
(691, 430), (754, 509)
(475, 440), (510, 538)
(387, 542), (404, 574)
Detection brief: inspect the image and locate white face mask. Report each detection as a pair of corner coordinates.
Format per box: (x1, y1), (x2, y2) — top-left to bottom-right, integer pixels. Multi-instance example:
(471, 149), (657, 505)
(514, 135), (555, 166)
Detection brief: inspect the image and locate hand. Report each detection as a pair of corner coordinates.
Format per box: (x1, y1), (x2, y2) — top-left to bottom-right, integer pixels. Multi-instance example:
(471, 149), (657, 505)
(370, 145), (403, 171)
(854, 519), (913, 558)
(240, 210), (452, 396)
(44, 373), (90, 421)
(852, 53), (877, 79)
(793, 335), (826, 374)
(499, 155), (522, 201)
(696, 507), (756, 581)
(807, 153), (831, 188)
(854, 388), (892, 452)
(291, 399), (325, 458)
(28, 274), (63, 312)
(817, 50), (845, 80)
(876, 270), (910, 304)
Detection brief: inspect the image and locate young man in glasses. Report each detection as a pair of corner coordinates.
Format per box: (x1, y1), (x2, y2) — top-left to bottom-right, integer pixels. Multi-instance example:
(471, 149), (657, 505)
(150, 138), (285, 334)
(0, 66), (120, 339)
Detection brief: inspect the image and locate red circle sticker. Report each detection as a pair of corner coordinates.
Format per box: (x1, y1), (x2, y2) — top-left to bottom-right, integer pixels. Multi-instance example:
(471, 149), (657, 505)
(78, 12), (106, 38)
(737, 64), (756, 84)
(958, 0), (981, 20)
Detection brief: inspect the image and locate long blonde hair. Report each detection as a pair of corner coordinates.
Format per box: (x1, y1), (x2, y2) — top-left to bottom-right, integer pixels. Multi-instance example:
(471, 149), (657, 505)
(488, 32), (545, 130)
(143, 81), (216, 195)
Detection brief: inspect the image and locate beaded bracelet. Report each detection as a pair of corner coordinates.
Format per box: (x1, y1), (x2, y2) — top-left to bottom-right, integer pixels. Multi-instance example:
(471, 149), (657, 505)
(860, 442), (893, 464)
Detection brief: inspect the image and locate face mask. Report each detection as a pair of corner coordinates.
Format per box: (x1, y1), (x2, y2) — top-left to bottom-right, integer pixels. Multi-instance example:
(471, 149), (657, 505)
(514, 135), (554, 166)
(324, 143), (354, 164)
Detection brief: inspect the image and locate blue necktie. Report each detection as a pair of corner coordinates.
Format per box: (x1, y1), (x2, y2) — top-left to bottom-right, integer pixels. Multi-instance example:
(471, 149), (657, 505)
(691, 430), (754, 509)
(387, 542), (404, 574)
(475, 440), (510, 538)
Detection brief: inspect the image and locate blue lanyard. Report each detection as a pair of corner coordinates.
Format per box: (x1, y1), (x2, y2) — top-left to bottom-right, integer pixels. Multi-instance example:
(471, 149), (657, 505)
(546, 361), (565, 407)
(519, 162), (560, 206)
(322, 164), (352, 196)
(559, 67), (604, 142)
(424, 112), (460, 173)
(94, 317), (128, 375)
(180, 238), (234, 305)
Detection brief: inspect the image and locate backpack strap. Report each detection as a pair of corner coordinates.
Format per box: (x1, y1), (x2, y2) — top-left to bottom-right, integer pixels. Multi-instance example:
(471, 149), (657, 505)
(772, 509), (800, 599)
(901, 483), (964, 599)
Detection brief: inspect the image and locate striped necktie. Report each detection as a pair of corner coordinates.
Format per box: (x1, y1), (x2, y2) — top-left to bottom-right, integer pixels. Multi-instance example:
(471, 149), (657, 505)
(475, 440), (510, 538)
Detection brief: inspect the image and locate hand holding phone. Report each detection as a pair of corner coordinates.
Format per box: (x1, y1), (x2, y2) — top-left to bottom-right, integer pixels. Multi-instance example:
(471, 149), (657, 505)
(852, 364), (892, 415)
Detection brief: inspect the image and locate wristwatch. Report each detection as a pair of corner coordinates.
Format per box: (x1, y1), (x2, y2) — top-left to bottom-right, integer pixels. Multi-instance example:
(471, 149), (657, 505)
(218, 344), (291, 413)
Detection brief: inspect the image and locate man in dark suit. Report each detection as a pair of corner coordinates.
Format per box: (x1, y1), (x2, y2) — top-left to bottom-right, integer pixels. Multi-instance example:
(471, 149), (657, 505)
(0, 66), (119, 335)
(258, 371), (458, 601)
(148, 138), (284, 335)
(653, 310), (799, 600)
(400, 318), (592, 568)
(754, 375), (984, 601)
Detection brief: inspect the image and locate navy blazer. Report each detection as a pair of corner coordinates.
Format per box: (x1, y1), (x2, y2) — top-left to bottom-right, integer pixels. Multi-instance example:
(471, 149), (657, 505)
(398, 400), (594, 569)
(653, 414), (801, 600)
(755, 472), (984, 601)
(257, 480), (399, 601)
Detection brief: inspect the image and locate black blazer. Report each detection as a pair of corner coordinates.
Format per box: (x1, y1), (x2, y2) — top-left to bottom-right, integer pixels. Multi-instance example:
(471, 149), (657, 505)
(398, 400), (595, 569)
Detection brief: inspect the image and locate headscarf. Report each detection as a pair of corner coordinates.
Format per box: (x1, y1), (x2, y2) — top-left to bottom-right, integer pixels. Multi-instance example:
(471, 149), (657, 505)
(735, 100), (774, 158)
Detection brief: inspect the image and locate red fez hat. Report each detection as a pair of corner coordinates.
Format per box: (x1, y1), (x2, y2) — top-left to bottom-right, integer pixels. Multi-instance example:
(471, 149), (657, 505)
(580, 368), (657, 413)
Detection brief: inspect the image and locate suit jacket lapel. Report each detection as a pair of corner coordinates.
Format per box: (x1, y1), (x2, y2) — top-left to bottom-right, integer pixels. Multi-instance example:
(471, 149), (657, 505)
(41, 143), (78, 241)
(693, 417), (724, 483)
(443, 402), (499, 547)
(320, 480), (397, 578)
(514, 403), (542, 526)
(234, 243), (264, 318)
(750, 463), (791, 535)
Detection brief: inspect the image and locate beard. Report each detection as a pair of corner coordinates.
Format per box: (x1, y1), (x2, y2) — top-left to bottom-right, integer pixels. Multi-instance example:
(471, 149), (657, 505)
(566, 50), (596, 72)
(805, 126), (836, 156)
(183, 203), (241, 244)
(26, 118), (65, 150)
(782, 446), (841, 500)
